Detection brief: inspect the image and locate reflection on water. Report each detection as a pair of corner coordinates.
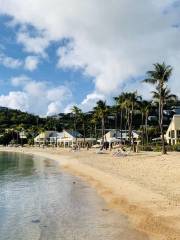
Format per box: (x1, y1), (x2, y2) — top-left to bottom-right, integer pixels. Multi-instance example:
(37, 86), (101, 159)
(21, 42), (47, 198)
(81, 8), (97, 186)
(0, 152), (148, 240)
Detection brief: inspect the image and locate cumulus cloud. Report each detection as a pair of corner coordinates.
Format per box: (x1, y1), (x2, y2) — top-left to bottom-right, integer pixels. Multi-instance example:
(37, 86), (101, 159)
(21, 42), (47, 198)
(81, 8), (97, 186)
(0, 91), (29, 110)
(11, 75), (30, 86)
(0, 0), (179, 110)
(24, 56), (39, 71)
(80, 92), (105, 112)
(0, 52), (39, 72)
(0, 53), (22, 68)
(17, 30), (50, 57)
(1, 75), (72, 115)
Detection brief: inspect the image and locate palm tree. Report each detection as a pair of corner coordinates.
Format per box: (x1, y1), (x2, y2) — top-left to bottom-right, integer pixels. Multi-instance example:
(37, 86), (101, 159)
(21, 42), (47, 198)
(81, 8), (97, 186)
(71, 105), (81, 144)
(90, 112), (99, 141)
(79, 111), (86, 145)
(140, 100), (152, 145)
(152, 86), (177, 105)
(143, 62), (173, 154)
(114, 94), (126, 141)
(120, 92), (141, 146)
(94, 100), (109, 145)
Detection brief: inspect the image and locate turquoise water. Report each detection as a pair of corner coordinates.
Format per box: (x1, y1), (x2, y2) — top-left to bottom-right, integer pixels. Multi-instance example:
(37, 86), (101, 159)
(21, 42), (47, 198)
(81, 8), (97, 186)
(0, 152), (148, 240)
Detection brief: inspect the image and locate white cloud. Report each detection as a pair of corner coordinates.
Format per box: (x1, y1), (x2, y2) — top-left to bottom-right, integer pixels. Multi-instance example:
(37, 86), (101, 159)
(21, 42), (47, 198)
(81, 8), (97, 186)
(24, 56), (39, 71)
(63, 103), (75, 114)
(17, 30), (50, 57)
(80, 92), (105, 112)
(0, 0), (179, 111)
(0, 52), (40, 72)
(0, 91), (29, 111)
(1, 75), (72, 115)
(47, 86), (72, 102)
(11, 75), (30, 86)
(0, 53), (22, 68)
(47, 102), (61, 116)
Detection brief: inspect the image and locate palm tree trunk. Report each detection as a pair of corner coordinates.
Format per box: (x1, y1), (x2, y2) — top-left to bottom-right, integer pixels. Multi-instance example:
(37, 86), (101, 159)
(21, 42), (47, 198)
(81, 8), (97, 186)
(101, 118), (104, 145)
(83, 122), (85, 146)
(74, 118), (77, 145)
(145, 112), (148, 145)
(120, 109), (123, 142)
(160, 99), (166, 154)
(159, 85), (166, 154)
(130, 106), (135, 151)
(142, 113), (144, 146)
(115, 112), (118, 136)
(94, 123), (97, 141)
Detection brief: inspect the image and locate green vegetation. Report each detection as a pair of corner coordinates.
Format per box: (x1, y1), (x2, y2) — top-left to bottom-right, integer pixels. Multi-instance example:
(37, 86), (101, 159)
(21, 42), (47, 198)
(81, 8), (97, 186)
(143, 62), (176, 153)
(0, 63), (179, 153)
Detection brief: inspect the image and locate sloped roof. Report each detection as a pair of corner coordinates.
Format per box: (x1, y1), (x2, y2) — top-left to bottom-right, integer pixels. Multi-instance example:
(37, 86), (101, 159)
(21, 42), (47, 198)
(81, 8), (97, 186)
(35, 131), (57, 140)
(166, 114), (180, 133)
(106, 129), (139, 138)
(64, 130), (82, 138)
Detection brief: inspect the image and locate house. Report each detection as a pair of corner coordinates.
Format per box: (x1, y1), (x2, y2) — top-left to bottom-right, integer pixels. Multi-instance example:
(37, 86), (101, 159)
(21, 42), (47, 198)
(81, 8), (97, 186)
(165, 115), (180, 145)
(34, 131), (58, 145)
(98, 129), (140, 144)
(57, 130), (96, 147)
(34, 130), (96, 147)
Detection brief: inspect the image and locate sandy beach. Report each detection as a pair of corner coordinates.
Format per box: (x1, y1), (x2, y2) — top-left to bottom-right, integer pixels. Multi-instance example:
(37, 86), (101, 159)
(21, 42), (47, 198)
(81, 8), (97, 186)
(1, 147), (180, 240)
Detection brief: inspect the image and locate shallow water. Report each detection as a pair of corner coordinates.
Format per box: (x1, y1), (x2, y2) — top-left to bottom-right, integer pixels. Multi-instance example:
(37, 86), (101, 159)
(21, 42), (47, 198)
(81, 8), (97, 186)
(0, 152), (148, 240)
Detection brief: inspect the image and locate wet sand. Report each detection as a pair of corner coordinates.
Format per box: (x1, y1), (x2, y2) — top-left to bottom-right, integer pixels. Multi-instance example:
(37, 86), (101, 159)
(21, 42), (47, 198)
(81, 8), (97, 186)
(1, 147), (180, 240)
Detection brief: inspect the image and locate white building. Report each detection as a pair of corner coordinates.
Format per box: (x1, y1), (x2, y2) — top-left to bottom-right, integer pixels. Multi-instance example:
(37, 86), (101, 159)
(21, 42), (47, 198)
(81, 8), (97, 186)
(34, 131), (58, 145)
(57, 130), (96, 147)
(165, 115), (180, 145)
(99, 129), (140, 144)
(34, 130), (96, 147)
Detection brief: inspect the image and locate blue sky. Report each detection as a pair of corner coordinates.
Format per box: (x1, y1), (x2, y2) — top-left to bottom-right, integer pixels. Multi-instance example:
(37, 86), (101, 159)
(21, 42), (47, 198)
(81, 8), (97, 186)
(0, 15), (94, 114)
(0, 0), (179, 115)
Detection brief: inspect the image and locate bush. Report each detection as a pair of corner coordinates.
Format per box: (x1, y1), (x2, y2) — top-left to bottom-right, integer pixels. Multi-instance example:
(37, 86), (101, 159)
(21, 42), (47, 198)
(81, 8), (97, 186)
(140, 145), (153, 151)
(172, 144), (180, 152)
(152, 145), (162, 152)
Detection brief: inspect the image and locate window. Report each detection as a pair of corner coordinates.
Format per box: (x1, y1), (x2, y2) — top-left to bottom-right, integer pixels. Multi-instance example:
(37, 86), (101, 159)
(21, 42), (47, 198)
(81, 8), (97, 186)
(171, 130), (175, 138)
(177, 130), (180, 138)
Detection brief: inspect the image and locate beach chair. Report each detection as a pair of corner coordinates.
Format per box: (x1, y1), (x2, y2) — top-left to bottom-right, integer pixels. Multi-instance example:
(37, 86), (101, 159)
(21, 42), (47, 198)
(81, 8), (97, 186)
(96, 149), (106, 154)
(113, 147), (131, 157)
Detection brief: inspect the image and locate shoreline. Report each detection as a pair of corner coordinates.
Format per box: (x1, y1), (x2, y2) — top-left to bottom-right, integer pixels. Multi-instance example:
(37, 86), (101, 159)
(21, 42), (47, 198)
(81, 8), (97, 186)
(1, 147), (180, 240)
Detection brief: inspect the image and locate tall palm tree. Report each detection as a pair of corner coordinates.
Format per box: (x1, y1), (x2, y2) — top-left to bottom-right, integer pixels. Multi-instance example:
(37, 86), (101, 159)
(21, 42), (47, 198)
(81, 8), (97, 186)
(79, 111), (86, 145)
(114, 94), (126, 141)
(90, 112), (99, 141)
(143, 62), (173, 154)
(121, 92), (141, 146)
(152, 86), (177, 105)
(71, 105), (81, 144)
(94, 100), (109, 145)
(140, 100), (152, 145)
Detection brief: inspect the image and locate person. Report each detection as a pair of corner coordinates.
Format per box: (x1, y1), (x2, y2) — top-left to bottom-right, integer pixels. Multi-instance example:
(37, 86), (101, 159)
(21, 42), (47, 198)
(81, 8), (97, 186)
(110, 142), (113, 151)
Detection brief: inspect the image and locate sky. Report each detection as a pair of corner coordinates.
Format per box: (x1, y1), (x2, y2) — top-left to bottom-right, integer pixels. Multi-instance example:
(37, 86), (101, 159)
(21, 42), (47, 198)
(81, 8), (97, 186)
(0, 0), (179, 116)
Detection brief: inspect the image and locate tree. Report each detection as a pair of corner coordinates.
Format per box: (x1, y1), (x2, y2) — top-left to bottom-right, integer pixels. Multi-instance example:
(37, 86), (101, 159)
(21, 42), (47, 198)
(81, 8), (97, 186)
(119, 92), (141, 146)
(90, 112), (99, 140)
(152, 86), (177, 106)
(140, 100), (152, 145)
(71, 106), (81, 144)
(79, 111), (86, 145)
(94, 100), (109, 145)
(114, 94), (126, 141)
(143, 62), (173, 154)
